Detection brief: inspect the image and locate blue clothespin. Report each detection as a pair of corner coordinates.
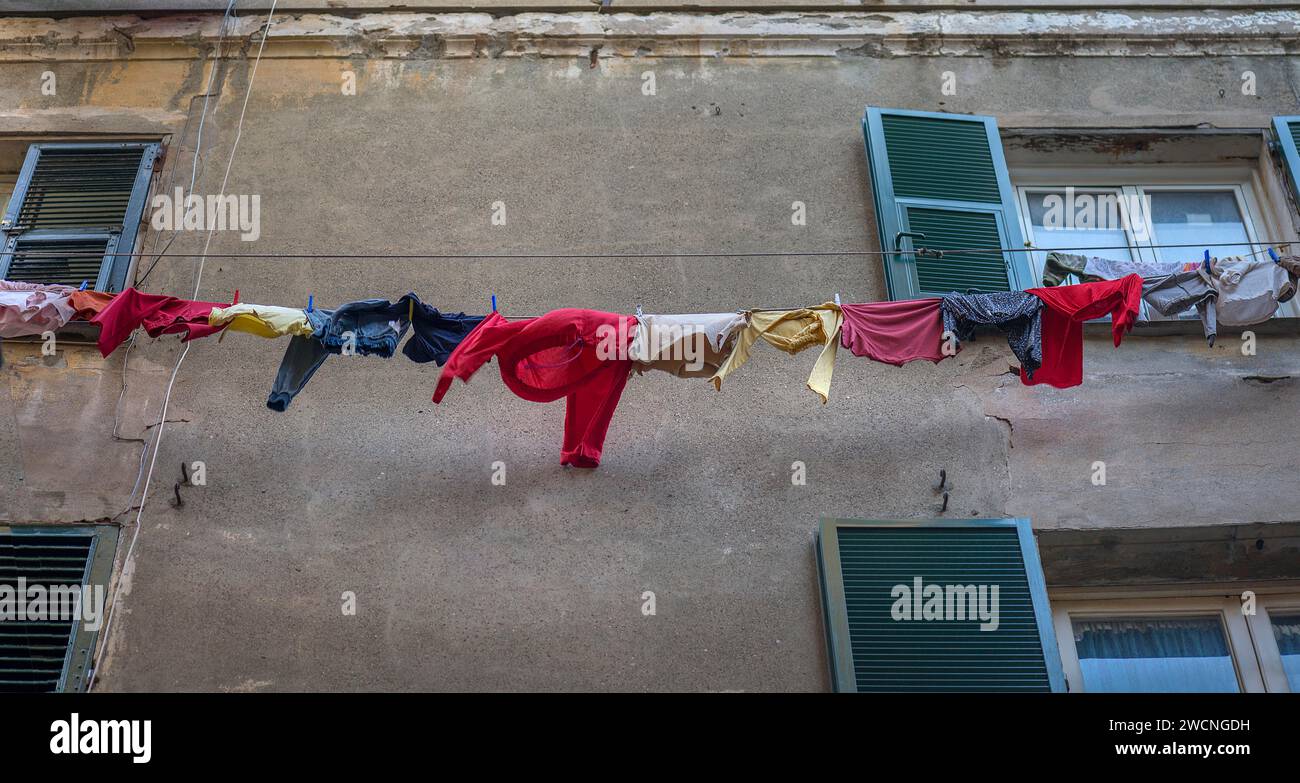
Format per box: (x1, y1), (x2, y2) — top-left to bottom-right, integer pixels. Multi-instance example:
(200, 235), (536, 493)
(307, 295), (313, 313)
(491, 294), (497, 312)
(78, 280), (88, 291)
(1269, 247), (1280, 263)
(1203, 249), (1211, 274)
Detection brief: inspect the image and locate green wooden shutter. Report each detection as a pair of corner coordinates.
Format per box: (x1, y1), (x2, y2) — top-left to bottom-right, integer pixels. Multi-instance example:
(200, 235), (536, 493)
(0, 525), (118, 693)
(816, 518), (1065, 692)
(862, 108), (1032, 299)
(1273, 116), (1300, 210)
(0, 142), (159, 292)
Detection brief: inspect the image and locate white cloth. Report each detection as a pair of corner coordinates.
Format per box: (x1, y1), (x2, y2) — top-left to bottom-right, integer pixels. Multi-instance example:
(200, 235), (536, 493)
(0, 280), (77, 337)
(628, 312), (747, 364)
(1213, 256), (1296, 326)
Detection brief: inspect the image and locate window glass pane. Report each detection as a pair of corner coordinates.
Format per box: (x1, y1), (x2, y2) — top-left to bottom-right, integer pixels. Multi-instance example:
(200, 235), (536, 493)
(1026, 189), (1136, 256)
(1025, 189), (1133, 282)
(1073, 616), (1239, 693)
(1148, 190), (1253, 261)
(1269, 613), (1300, 692)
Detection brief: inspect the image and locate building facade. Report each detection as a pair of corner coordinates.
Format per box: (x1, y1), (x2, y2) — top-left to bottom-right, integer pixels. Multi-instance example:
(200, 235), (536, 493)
(0, 1), (1298, 692)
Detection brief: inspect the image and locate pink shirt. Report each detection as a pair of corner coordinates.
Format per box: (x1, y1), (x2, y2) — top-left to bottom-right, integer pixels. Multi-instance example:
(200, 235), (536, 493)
(840, 298), (946, 366)
(0, 280), (77, 337)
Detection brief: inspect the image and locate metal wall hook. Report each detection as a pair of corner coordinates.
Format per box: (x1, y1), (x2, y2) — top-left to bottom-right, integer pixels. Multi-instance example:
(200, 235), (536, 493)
(893, 231), (927, 255)
(933, 468), (952, 492)
(170, 462), (190, 508)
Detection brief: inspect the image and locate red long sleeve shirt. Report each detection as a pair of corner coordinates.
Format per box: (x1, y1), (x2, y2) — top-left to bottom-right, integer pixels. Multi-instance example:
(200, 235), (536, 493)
(1023, 275), (1143, 389)
(90, 288), (230, 357)
(434, 309), (637, 467)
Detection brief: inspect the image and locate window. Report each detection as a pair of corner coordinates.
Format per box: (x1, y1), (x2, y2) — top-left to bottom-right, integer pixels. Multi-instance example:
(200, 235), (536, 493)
(816, 517), (1065, 692)
(1244, 597), (1300, 693)
(861, 107), (1035, 300)
(861, 111), (1300, 303)
(0, 525), (119, 693)
(0, 142), (159, 292)
(1016, 181), (1290, 315)
(1053, 595), (1300, 693)
(1071, 616), (1239, 693)
(862, 115), (1300, 316)
(1147, 189), (1256, 260)
(1023, 187), (1136, 266)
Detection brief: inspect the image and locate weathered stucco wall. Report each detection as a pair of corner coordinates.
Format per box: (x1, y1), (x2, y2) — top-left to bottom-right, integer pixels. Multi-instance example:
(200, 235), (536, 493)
(1, 11), (1298, 690)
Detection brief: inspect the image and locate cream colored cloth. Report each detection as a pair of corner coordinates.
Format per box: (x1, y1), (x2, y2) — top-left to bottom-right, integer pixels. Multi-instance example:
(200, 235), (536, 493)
(629, 312), (746, 378)
(710, 303), (842, 403)
(1212, 256), (1296, 326)
(208, 303), (313, 338)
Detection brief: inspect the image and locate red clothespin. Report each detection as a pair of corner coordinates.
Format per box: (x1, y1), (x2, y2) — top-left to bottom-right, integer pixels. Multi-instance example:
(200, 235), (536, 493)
(232, 289), (239, 305)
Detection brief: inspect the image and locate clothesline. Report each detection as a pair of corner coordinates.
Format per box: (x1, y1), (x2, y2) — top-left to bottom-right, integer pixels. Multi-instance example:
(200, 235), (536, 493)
(2, 252), (1296, 470)
(11, 239), (1296, 260)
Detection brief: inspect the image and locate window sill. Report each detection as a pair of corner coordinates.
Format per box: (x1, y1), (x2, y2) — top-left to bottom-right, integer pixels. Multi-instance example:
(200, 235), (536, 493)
(1086, 316), (1300, 339)
(0, 320), (100, 347)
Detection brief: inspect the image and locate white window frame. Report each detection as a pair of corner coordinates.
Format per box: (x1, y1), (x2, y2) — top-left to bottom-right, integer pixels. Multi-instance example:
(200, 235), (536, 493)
(0, 174), (15, 217)
(1013, 164), (1298, 318)
(1052, 593), (1300, 693)
(1052, 597), (1263, 693)
(1017, 184), (1137, 280)
(1246, 596), (1300, 693)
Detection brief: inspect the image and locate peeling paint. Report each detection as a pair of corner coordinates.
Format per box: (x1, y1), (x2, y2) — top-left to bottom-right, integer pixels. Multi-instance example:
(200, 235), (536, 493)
(0, 10), (1298, 61)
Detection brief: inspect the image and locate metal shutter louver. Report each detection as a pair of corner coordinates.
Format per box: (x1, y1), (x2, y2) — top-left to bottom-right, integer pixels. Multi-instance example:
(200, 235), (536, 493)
(11, 146), (146, 231)
(0, 142), (158, 292)
(0, 527), (118, 693)
(816, 518), (1065, 693)
(879, 114), (1004, 204)
(863, 108), (1033, 299)
(5, 236), (115, 288)
(906, 207), (1010, 295)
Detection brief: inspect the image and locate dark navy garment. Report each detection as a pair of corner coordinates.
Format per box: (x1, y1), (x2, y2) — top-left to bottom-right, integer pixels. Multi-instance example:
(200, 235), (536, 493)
(268, 324), (331, 412)
(402, 300), (484, 364)
(308, 297), (411, 357)
(266, 293), (485, 411)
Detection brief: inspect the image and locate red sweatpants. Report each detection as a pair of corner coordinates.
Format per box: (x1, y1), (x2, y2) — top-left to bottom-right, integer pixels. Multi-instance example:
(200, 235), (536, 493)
(434, 309), (636, 468)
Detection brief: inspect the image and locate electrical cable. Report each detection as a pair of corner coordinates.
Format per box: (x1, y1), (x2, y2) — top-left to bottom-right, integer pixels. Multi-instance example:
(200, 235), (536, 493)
(13, 239), (1296, 261)
(89, 0), (277, 690)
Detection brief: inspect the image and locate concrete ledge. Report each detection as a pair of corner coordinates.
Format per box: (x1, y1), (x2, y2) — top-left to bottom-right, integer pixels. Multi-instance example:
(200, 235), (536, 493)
(1039, 522), (1300, 587)
(1, 10), (1299, 61)
(13, 1), (1300, 14)
(1093, 316), (1300, 340)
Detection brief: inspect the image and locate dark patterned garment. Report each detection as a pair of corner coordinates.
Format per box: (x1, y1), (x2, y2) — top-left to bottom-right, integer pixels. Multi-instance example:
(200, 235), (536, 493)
(940, 291), (1044, 378)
